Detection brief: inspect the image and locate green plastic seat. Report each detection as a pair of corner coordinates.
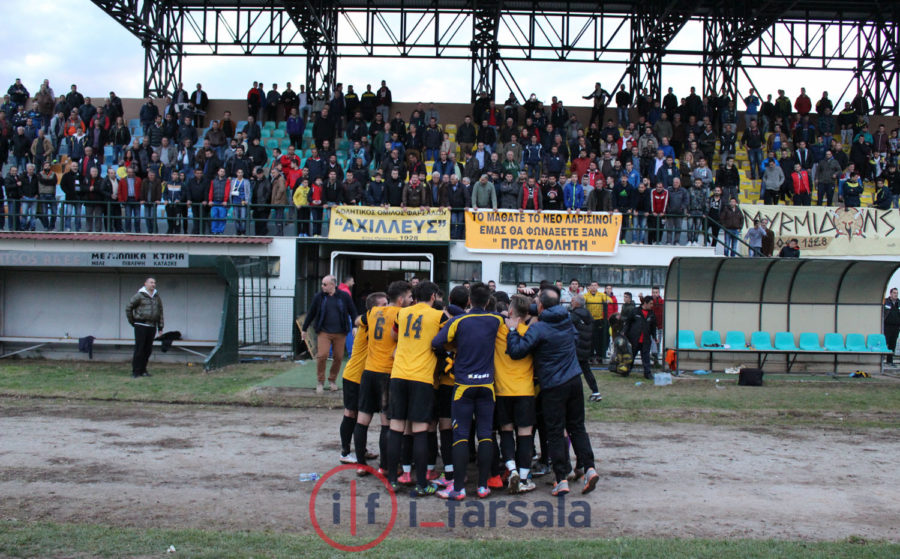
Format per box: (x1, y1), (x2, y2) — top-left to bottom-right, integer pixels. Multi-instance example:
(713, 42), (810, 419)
(700, 330), (722, 348)
(845, 333), (867, 352)
(774, 332), (797, 351)
(823, 333), (846, 351)
(273, 129), (286, 138)
(798, 332), (822, 351)
(677, 330), (697, 349)
(867, 334), (889, 352)
(263, 121), (276, 130)
(750, 331), (773, 350)
(266, 139), (279, 149)
(724, 331), (746, 349)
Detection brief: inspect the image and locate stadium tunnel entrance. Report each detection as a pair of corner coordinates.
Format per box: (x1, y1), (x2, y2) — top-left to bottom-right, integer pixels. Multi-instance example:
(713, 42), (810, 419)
(293, 240), (451, 357)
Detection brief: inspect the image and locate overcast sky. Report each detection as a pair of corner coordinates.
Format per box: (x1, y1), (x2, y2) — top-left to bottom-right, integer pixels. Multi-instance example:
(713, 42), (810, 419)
(1, 0), (858, 108)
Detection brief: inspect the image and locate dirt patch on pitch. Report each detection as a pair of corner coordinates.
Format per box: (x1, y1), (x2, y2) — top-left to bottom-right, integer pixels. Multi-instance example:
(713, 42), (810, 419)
(0, 398), (898, 543)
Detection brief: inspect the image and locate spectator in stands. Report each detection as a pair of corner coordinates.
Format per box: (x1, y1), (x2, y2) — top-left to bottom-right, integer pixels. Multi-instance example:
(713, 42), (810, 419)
(841, 172), (863, 208)
(762, 159), (784, 205)
(743, 219), (765, 257)
(472, 174), (497, 210)
(874, 178), (893, 210)
(375, 80), (392, 121)
(778, 238), (800, 258)
(790, 162), (812, 206)
(142, 169), (163, 233)
(447, 175), (470, 239)
(3, 166), (22, 231)
(308, 177), (325, 236)
(814, 150), (841, 206)
(228, 168), (249, 235)
(720, 196), (744, 256)
(118, 166), (142, 233)
(84, 166), (106, 232)
(665, 177), (689, 245)
(208, 167), (229, 234)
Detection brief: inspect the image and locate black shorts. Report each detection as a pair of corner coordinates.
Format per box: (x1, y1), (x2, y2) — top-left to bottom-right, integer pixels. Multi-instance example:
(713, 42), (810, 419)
(358, 370), (390, 415)
(389, 378), (435, 423)
(435, 384), (454, 420)
(495, 395), (536, 428)
(342, 378), (360, 412)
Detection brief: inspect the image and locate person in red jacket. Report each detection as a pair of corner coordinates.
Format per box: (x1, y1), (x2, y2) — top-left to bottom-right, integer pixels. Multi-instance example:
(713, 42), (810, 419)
(570, 149), (591, 180)
(117, 166), (143, 233)
(247, 82), (262, 119)
(791, 162), (812, 206)
(649, 181), (669, 244)
(309, 175), (325, 236)
(794, 87), (812, 117)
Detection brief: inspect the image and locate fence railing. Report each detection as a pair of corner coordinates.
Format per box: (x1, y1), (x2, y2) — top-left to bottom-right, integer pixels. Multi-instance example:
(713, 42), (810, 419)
(0, 200), (760, 254)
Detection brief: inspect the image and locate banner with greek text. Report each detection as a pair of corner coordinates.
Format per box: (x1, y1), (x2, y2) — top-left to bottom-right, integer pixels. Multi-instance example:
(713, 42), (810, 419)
(464, 209), (623, 254)
(740, 206), (900, 255)
(328, 206), (450, 241)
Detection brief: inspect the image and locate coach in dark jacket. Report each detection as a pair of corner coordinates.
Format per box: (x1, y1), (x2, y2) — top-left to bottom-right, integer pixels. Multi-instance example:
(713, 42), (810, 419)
(624, 296), (657, 379)
(507, 288), (599, 491)
(301, 275), (358, 392)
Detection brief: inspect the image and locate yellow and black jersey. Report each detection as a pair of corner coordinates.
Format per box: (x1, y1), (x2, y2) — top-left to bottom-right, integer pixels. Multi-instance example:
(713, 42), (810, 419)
(494, 321), (535, 397)
(392, 303), (447, 384)
(361, 305), (401, 374)
(342, 323), (368, 384)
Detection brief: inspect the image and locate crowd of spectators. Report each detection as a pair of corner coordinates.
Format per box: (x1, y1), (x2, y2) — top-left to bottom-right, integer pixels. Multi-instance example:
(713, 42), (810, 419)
(1, 77), (898, 247)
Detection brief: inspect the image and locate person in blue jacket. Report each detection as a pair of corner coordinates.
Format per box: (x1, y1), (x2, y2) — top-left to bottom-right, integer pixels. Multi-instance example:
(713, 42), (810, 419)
(563, 173), (584, 210)
(506, 287), (599, 497)
(229, 168), (249, 235)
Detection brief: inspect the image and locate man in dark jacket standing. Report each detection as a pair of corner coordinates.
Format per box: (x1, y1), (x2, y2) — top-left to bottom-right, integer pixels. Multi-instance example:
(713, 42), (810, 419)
(569, 295), (602, 402)
(125, 278), (164, 378)
(507, 287), (599, 496)
(624, 296), (657, 379)
(884, 288), (900, 365)
(301, 275), (358, 393)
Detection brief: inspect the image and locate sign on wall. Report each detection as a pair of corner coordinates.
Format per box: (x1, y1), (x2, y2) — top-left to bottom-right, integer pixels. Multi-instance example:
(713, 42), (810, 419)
(328, 207), (450, 241)
(0, 251), (189, 268)
(740, 206), (900, 255)
(464, 209), (623, 254)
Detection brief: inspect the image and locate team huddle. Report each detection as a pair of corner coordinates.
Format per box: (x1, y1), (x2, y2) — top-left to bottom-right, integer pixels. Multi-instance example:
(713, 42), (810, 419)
(337, 280), (599, 500)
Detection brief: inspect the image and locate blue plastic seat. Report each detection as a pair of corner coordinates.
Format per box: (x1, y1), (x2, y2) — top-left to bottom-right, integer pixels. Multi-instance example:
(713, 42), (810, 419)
(798, 332), (822, 351)
(750, 331), (773, 350)
(266, 139), (279, 149)
(128, 118), (140, 128)
(677, 330), (697, 349)
(774, 332), (797, 351)
(867, 334), (889, 353)
(263, 121), (276, 130)
(724, 331), (746, 349)
(273, 129), (286, 138)
(700, 330), (722, 348)
(845, 333), (867, 352)
(823, 333), (846, 352)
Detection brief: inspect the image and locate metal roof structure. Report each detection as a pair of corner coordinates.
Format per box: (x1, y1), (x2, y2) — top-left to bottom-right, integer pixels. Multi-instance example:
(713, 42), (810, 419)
(91, 0), (899, 114)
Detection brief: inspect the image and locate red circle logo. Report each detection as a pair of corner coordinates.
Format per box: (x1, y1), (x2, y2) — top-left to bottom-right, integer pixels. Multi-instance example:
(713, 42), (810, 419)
(308, 464), (398, 552)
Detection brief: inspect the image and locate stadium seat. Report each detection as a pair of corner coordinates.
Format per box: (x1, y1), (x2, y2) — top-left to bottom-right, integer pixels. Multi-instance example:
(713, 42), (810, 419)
(303, 128), (313, 138)
(132, 126), (143, 137)
(128, 118), (140, 129)
(798, 332), (822, 351)
(263, 121), (276, 130)
(867, 334), (889, 353)
(750, 331), (773, 350)
(774, 332), (797, 351)
(445, 124), (457, 134)
(273, 129), (285, 138)
(823, 333), (846, 352)
(237, 120), (248, 130)
(700, 330), (722, 348)
(266, 139), (279, 149)
(724, 331), (746, 349)
(677, 330), (697, 349)
(261, 128), (272, 138)
(845, 333), (867, 352)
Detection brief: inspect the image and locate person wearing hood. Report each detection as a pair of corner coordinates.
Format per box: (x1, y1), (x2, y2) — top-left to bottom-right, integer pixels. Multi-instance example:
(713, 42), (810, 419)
(506, 287), (599, 497)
